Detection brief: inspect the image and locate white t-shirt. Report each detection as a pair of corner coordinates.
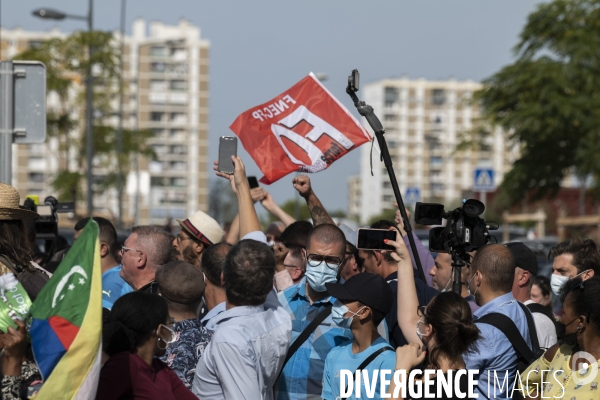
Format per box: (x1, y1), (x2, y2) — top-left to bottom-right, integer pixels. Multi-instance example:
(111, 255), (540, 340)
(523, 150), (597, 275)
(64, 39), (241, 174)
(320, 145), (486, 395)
(524, 299), (558, 350)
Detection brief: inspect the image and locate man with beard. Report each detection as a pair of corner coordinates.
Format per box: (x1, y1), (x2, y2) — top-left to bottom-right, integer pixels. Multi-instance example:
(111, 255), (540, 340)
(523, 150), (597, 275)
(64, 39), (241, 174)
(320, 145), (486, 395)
(173, 211), (224, 270)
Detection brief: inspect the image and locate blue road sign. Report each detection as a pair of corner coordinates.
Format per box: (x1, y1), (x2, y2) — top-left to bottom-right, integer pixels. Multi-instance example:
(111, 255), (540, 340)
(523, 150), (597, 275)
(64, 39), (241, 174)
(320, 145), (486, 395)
(405, 187), (421, 205)
(473, 168), (495, 191)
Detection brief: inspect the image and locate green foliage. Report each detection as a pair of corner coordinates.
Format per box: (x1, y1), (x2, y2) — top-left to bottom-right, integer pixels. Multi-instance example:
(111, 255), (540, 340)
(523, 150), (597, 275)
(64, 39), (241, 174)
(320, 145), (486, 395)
(14, 31), (152, 205)
(464, 0), (600, 205)
(367, 209), (397, 226)
(269, 199), (310, 223)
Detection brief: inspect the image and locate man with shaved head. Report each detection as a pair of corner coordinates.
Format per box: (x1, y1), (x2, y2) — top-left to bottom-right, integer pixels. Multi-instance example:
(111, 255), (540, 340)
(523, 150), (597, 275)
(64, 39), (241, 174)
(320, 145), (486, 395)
(276, 223), (353, 400)
(463, 244), (536, 399)
(157, 260), (210, 388)
(199, 242), (231, 329)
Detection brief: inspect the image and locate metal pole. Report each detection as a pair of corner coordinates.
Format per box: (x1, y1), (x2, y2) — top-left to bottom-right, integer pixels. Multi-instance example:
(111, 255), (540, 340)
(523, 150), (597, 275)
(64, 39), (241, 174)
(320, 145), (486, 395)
(0, 61), (13, 184)
(116, 0), (126, 228)
(85, 0), (94, 216)
(480, 191), (486, 219)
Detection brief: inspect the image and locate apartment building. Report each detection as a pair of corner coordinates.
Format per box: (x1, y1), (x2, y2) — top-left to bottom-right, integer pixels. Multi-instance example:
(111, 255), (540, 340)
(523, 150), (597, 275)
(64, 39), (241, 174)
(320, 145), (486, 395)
(0, 19), (210, 226)
(349, 77), (516, 224)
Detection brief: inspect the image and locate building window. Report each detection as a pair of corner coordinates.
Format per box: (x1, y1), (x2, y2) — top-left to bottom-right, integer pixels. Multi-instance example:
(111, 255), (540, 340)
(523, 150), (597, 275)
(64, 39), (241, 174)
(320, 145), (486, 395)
(170, 80), (186, 91)
(150, 62), (166, 72)
(383, 195), (393, 202)
(432, 89), (445, 105)
(385, 87), (398, 103)
(28, 172), (44, 183)
(151, 177), (166, 187)
(150, 79), (167, 90)
(171, 145), (186, 155)
(150, 46), (168, 57)
(430, 156), (443, 166)
(151, 112), (163, 122)
(384, 114), (398, 122)
(171, 177), (186, 187)
(170, 113), (186, 124)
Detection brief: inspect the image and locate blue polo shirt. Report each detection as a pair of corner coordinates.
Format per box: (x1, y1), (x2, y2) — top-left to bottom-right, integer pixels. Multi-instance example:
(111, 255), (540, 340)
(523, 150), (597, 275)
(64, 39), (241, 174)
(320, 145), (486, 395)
(102, 265), (131, 309)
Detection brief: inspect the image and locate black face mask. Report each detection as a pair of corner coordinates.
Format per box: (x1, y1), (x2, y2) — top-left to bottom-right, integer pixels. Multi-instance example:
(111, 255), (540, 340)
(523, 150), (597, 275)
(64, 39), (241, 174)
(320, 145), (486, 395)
(557, 316), (579, 344)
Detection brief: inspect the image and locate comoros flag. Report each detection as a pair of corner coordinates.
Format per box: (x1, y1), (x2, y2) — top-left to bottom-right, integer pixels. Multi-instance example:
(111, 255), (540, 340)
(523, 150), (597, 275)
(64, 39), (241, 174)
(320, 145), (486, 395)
(30, 219), (102, 399)
(230, 72), (371, 184)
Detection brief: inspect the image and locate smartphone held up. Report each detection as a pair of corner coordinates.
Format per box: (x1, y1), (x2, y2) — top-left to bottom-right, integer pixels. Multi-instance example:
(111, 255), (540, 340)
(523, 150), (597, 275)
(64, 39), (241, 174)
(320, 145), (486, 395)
(217, 136), (238, 174)
(356, 228), (397, 251)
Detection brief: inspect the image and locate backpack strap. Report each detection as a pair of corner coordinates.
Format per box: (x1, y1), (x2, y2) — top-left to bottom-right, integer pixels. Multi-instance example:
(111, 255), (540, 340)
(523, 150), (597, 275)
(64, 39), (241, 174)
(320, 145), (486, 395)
(517, 302), (540, 351)
(526, 302), (557, 329)
(342, 346), (395, 399)
(477, 312), (535, 362)
(278, 303), (332, 377)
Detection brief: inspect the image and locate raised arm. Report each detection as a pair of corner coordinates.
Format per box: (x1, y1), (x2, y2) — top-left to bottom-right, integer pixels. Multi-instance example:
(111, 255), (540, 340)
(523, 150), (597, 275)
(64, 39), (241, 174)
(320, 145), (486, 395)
(395, 206), (435, 286)
(260, 191), (296, 227)
(292, 175), (334, 226)
(214, 156), (261, 238)
(386, 234), (422, 346)
(224, 214), (240, 245)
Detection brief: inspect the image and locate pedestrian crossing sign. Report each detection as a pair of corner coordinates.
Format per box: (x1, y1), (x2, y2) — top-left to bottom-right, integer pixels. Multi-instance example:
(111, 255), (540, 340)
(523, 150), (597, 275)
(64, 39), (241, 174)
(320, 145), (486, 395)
(473, 168), (495, 191)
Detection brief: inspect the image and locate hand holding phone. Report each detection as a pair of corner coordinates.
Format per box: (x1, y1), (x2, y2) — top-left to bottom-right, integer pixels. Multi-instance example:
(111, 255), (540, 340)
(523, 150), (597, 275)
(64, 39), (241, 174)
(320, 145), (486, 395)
(218, 136), (238, 174)
(356, 228), (397, 251)
(247, 176), (259, 189)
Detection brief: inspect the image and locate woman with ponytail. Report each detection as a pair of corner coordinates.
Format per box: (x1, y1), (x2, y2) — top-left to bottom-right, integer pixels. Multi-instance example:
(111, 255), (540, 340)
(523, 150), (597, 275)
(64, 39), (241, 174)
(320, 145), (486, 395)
(385, 236), (480, 400)
(96, 292), (196, 399)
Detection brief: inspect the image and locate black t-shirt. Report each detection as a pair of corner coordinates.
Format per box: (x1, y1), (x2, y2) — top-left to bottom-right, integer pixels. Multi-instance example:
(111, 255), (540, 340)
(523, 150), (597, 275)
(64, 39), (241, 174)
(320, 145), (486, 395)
(385, 270), (439, 348)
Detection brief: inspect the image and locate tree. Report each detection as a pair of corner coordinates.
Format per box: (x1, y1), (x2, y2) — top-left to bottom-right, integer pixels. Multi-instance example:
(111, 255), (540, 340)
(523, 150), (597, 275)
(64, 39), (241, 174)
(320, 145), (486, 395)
(465, 0), (600, 206)
(13, 31), (154, 204)
(208, 180), (239, 225)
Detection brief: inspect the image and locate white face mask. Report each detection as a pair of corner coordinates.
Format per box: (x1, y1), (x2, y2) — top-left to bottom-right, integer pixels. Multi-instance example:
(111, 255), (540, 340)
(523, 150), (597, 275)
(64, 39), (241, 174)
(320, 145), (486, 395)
(416, 319), (426, 343)
(467, 272), (479, 297)
(550, 270), (587, 296)
(440, 274), (452, 293)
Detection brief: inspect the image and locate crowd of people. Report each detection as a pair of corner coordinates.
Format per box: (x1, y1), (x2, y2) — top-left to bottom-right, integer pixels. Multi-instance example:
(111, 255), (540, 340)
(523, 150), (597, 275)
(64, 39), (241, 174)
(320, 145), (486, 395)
(0, 154), (599, 399)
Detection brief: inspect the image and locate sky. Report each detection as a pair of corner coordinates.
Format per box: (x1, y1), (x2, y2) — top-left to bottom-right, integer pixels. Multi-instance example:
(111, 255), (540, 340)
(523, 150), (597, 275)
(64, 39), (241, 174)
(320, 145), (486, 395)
(2, 0), (544, 213)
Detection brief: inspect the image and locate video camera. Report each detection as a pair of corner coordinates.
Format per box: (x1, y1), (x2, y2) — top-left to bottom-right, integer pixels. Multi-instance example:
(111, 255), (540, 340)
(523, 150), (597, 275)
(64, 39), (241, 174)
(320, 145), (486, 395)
(414, 199), (497, 253)
(23, 196), (74, 262)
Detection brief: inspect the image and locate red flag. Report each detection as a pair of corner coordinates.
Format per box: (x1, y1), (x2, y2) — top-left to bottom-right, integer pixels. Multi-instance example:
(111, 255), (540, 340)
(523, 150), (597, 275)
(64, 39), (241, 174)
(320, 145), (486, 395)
(230, 73), (371, 184)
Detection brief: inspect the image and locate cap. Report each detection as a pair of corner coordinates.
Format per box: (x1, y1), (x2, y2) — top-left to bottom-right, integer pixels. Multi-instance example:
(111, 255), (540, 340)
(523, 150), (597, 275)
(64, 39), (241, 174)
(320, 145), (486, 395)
(177, 210), (223, 246)
(325, 272), (393, 314)
(156, 260), (205, 304)
(339, 224), (357, 247)
(505, 242), (538, 275)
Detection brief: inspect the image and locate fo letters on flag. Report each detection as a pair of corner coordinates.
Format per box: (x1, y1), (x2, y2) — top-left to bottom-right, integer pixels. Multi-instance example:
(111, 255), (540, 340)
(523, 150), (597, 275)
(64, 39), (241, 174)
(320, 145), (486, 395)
(230, 73), (371, 184)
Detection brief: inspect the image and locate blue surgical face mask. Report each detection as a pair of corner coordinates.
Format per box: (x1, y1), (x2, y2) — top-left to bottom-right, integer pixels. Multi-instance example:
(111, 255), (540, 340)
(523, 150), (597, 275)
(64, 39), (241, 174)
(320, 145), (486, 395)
(305, 262), (339, 292)
(331, 300), (365, 329)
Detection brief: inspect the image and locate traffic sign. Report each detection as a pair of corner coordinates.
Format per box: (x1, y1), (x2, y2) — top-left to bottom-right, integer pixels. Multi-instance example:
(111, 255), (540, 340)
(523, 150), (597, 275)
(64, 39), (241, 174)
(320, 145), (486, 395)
(0, 61), (46, 184)
(473, 168), (495, 191)
(405, 187), (421, 205)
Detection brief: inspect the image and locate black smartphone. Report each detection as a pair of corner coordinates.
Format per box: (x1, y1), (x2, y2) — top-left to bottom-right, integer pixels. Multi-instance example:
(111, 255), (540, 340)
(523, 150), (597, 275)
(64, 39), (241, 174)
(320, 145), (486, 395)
(356, 228), (397, 251)
(414, 202), (445, 225)
(218, 136), (238, 174)
(247, 176), (259, 189)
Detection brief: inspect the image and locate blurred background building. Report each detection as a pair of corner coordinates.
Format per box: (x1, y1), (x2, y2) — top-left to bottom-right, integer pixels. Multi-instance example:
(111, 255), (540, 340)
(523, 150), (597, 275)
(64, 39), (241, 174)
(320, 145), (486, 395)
(348, 77), (517, 224)
(0, 18), (209, 226)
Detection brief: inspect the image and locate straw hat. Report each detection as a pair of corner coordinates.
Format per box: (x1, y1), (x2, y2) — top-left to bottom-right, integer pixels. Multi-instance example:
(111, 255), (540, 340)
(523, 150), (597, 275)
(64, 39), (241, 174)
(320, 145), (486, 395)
(0, 183), (39, 220)
(177, 210), (223, 246)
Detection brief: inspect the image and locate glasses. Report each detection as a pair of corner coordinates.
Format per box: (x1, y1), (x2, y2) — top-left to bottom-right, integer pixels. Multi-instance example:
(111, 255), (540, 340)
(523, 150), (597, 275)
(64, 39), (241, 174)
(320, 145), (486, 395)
(176, 233), (192, 244)
(121, 245), (142, 254)
(157, 324), (176, 344)
(306, 254), (342, 270)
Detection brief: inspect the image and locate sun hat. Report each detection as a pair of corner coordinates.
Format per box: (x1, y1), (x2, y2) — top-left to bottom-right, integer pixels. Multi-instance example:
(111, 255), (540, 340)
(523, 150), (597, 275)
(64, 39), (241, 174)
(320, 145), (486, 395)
(176, 210), (223, 246)
(0, 183), (39, 220)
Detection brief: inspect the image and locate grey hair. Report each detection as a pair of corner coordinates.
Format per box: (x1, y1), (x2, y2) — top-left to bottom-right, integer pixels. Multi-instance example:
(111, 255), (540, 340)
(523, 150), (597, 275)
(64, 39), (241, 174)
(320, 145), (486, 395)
(131, 226), (172, 268)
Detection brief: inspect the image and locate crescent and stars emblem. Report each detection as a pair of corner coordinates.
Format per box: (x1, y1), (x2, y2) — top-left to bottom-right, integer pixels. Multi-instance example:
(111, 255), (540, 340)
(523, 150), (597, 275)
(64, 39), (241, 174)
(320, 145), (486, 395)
(52, 266), (88, 308)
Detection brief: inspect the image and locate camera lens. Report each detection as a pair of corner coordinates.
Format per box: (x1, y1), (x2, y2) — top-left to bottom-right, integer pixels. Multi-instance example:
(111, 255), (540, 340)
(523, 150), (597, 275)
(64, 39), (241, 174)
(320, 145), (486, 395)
(462, 199), (485, 217)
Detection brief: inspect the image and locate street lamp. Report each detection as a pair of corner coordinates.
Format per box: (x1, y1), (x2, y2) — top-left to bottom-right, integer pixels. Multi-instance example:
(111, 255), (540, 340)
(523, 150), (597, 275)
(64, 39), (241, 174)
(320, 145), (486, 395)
(33, 1), (95, 217)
